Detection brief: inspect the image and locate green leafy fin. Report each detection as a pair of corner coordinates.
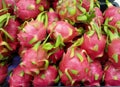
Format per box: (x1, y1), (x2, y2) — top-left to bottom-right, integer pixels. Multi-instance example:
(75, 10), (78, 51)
(76, 53), (84, 62)
(70, 69), (78, 75)
(92, 44), (98, 51)
(94, 74), (99, 80)
(112, 53), (119, 63)
(42, 42), (54, 51)
(54, 75), (60, 83)
(19, 71), (24, 77)
(41, 74), (45, 79)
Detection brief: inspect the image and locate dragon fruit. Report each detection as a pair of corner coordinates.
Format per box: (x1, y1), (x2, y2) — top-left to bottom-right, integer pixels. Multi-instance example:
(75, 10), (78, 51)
(92, 7), (104, 26)
(59, 46), (89, 86)
(81, 0), (90, 12)
(9, 65), (33, 87)
(104, 0), (120, 32)
(108, 38), (120, 68)
(47, 21), (78, 43)
(103, 62), (120, 86)
(33, 65), (59, 86)
(20, 42), (48, 75)
(18, 20), (46, 48)
(81, 31), (106, 60)
(49, 47), (64, 64)
(5, 0), (16, 14)
(18, 46), (29, 58)
(0, 63), (8, 84)
(47, 8), (60, 24)
(14, 0), (49, 20)
(84, 60), (103, 86)
(4, 18), (20, 51)
(56, 0), (96, 23)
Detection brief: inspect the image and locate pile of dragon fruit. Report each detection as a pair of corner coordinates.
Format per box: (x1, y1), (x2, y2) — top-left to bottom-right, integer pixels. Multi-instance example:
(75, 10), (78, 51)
(0, 0), (120, 86)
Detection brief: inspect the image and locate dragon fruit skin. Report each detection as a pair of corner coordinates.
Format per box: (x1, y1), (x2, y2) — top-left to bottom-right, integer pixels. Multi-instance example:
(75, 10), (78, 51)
(0, 63), (8, 84)
(48, 21), (78, 43)
(18, 20), (46, 48)
(5, 0), (16, 14)
(104, 62), (120, 86)
(18, 46), (29, 58)
(56, 0), (92, 23)
(47, 9), (60, 24)
(59, 47), (90, 86)
(108, 38), (120, 68)
(33, 65), (59, 86)
(9, 65), (33, 87)
(104, 6), (120, 32)
(4, 18), (20, 51)
(84, 61), (103, 86)
(20, 45), (48, 75)
(4, 18), (20, 39)
(93, 7), (104, 26)
(49, 48), (64, 64)
(14, 0), (49, 20)
(0, 0), (17, 15)
(81, 0), (90, 12)
(81, 32), (106, 60)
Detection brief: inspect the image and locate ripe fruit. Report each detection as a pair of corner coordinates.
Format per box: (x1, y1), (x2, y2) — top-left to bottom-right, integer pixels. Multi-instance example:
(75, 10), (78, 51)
(59, 47), (89, 86)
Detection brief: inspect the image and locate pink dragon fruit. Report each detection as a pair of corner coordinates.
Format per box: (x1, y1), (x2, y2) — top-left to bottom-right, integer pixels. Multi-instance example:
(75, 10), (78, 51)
(49, 47), (64, 64)
(18, 20), (46, 48)
(92, 7), (104, 26)
(5, 0), (16, 14)
(84, 60), (103, 86)
(56, 0), (89, 22)
(59, 47), (90, 86)
(14, 0), (49, 20)
(20, 42), (48, 75)
(108, 38), (120, 68)
(47, 21), (78, 43)
(56, 0), (96, 23)
(81, 31), (106, 60)
(9, 65), (33, 87)
(0, 63), (8, 84)
(103, 62), (120, 86)
(33, 65), (59, 86)
(4, 18), (20, 51)
(18, 46), (29, 58)
(104, 1), (120, 32)
(81, 0), (90, 12)
(47, 8), (60, 24)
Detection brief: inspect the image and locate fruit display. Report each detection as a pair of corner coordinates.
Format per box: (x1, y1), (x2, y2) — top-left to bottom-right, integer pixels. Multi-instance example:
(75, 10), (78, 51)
(0, 0), (120, 86)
